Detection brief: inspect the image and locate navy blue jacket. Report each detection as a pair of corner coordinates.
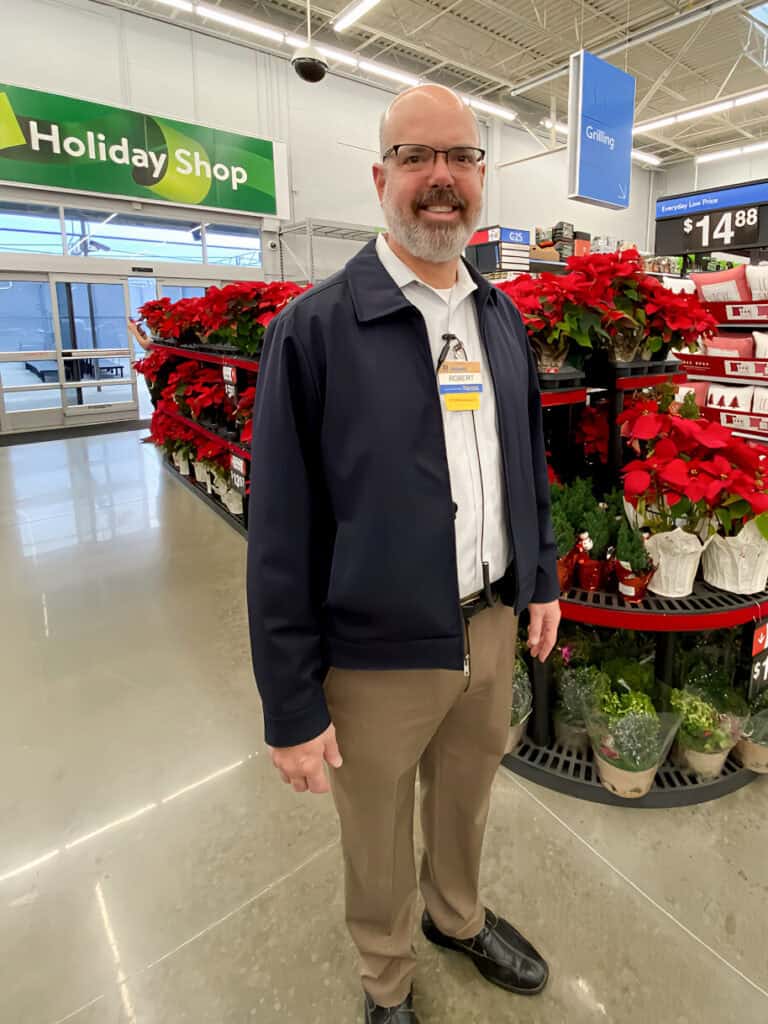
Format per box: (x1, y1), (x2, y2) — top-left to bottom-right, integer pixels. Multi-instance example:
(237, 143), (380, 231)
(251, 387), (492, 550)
(247, 239), (558, 747)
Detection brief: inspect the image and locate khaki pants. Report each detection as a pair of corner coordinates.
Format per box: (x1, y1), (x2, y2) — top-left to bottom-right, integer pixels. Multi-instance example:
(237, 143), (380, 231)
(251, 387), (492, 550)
(324, 602), (518, 1008)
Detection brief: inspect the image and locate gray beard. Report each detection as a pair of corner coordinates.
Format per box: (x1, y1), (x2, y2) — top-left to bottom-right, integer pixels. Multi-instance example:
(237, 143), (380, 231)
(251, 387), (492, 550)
(381, 190), (481, 263)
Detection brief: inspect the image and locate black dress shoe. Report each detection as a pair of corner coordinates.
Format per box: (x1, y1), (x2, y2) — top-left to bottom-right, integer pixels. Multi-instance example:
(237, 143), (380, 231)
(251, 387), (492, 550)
(422, 907), (548, 995)
(363, 987), (419, 1023)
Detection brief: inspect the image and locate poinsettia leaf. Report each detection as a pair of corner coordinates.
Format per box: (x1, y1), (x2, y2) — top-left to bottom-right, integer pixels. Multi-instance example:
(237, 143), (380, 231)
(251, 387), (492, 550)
(728, 499), (751, 519)
(716, 507), (732, 532)
(756, 512), (768, 542)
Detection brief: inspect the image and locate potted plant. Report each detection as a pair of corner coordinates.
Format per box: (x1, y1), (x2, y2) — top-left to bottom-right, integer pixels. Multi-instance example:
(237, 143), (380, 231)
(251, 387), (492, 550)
(670, 688), (747, 780)
(588, 691), (679, 799)
(554, 664), (610, 753)
(576, 505), (613, 591)
(620, 393), (768, 596)
(505, 658), (533, 754)
(734, 691), (768, 772)
(552, 503), (576, 591)
(615, 520), (655, 604)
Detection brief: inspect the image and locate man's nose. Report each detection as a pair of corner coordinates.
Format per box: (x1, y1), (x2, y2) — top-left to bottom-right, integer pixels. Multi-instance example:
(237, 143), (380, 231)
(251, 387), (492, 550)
(427, 152), (457, 188)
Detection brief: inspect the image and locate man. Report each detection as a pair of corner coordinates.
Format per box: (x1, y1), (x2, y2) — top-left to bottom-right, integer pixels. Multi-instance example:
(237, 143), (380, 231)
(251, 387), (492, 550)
(247, 84), (560, 1023)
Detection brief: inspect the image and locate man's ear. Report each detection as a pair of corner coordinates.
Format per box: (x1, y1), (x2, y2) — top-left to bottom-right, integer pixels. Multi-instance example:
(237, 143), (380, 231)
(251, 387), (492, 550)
(372, 163), (386, 203)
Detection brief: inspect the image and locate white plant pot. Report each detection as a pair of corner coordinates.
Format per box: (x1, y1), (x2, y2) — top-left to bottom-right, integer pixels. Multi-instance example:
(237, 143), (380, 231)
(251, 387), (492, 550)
(733, 738), (768, 773)
(212, 474), (228, 498)
(701, 520), (768, 595)
(192, 460), (209, 485)
(675, 742), (731, 781)
(221, 487), (244, 516)
(504, 712), (530, 755)
(172, 451), (190, 476)
(594, 755), (657, 799)
(645, 528), (703, 598)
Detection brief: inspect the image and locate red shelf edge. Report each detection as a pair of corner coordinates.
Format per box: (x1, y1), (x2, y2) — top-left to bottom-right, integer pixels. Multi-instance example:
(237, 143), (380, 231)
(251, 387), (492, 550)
(152, 342), (260, 372)
(163, 406), (251, 461)
(559, 595), (768, 632)
(540, 388), (588, 408)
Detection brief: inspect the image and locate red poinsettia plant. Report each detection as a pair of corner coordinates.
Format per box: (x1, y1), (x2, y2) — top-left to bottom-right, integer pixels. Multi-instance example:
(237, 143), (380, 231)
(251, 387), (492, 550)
(147, 404), (198, 460)
(235, 386), (256, 447)
(576, 401), (610, 465)
(497, 248), (716, 369)
(138, 280), (310, 358)
(620, 394), (768, 538)
(195, 437), (230, 479)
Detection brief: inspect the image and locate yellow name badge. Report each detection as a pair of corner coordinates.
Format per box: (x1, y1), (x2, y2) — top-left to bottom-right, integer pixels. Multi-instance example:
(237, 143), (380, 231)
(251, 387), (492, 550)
(438, 360), (483, 411)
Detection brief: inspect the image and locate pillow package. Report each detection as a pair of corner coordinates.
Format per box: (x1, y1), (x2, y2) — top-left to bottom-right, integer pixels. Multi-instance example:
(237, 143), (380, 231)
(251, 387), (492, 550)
(689, 265), (752, 303)
(676, 382), (710, 407)
(706, 384), (754, 413)
(752, 388), (768, 415)
(753, 330), (768, 360)
(746, 265), (768, 301)
(663, 276), (696, 295)
(704, 334), (755, 359)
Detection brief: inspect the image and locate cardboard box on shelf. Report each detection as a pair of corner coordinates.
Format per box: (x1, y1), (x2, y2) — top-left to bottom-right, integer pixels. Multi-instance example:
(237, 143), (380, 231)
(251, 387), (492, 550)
(530, 244), (560, 262)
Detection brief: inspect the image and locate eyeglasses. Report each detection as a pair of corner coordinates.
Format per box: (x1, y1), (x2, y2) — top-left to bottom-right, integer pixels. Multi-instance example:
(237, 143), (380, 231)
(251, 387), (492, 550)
(382, 144), (486, 172)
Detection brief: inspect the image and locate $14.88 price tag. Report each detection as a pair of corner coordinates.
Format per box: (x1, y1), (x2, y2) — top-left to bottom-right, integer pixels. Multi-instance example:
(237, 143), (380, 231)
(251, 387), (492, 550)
(682, 206), (759, 251)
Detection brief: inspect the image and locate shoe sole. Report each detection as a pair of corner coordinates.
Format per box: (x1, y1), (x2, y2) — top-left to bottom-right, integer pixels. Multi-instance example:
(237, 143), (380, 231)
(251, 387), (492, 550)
(423, 928), (549, 996)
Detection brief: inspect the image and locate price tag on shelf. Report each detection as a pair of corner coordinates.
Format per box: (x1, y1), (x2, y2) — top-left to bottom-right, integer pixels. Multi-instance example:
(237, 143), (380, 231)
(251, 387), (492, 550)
(222, 364), (238, 401)
(724, 360), (768, 378)
(230, 454), (247, 496)
(725, 304), (768, 321)
(681, 206), (760, 251)
(751, 618), (768, 700)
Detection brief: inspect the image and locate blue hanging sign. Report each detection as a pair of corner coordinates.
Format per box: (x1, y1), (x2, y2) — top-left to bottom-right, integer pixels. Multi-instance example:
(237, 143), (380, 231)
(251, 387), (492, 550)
(568, 50), (636, 211)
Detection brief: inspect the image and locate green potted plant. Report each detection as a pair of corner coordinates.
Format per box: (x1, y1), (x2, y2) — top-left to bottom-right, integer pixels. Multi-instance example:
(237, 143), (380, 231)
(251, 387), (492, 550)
(576, 505), (613, 591)
(734, 690), (768, 772)
(552, 503), (576, 591)
(555, 664), (610, 753)
(505, 658), (533, 754)
(670, 688), (747, 780)
(588, 690), (679, 799)
(615, 520), (655, 604)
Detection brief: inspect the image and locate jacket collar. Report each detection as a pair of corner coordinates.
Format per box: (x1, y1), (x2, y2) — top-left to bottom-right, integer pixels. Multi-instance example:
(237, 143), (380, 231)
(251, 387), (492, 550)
(346, 237), (496, 324)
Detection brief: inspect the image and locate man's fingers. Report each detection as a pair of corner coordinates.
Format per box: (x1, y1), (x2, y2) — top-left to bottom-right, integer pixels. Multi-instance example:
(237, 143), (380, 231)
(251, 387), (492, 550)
(323, 737), (343, 769)
(307, 769), (331, 795)
(291, 776), (309, 793)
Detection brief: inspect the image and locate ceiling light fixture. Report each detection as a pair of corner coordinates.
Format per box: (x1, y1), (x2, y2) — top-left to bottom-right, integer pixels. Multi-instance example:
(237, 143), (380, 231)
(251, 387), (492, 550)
(316, 44), (360, 68)
(675, 99), (733, 122)
(333, 0), (383, 33)
(358, 60), (421, 87)
(734, 88), (768, 107)
(157, 0), (194, 11)
(195, 4), (286, 43)
(469, 98), (517, 122)
(634, 115), (676, 134)
(631, 149), (662, 166)
(696, 145), (748, 164)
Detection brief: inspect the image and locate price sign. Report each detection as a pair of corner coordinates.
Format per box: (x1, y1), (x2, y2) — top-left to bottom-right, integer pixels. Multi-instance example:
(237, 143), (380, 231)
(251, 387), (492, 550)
(223, 364), (238, 401)
(680, 206), (759, 252)
(751, 619), (768, 700)
(230, 454), (247, 496)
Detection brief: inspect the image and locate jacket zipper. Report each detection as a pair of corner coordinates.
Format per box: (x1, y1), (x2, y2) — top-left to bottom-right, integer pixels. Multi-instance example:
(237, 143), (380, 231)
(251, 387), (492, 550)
(478, 298), (521, 607)
(412, 312), (465, 654)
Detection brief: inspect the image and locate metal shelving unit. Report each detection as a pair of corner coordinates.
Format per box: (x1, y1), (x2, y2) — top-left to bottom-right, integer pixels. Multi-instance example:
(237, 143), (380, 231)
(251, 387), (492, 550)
(278, 219), (381, 283)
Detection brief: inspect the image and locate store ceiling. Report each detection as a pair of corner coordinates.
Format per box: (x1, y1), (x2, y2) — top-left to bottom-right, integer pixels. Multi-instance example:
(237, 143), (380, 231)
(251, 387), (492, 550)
(120, 1), (768, 163)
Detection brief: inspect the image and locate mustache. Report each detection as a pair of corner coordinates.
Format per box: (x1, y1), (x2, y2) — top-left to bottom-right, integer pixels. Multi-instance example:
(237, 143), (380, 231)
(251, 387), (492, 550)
(412, 188), (467, 212)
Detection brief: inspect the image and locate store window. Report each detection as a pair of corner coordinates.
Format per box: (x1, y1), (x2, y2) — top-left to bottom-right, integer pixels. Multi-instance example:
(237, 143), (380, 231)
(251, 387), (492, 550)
(206, 223), (262, 267)
(0, 201), (62, 256)
(0, 279), (56, 354)
(57, 282), (127, 350)
(63, 208), (204, 262)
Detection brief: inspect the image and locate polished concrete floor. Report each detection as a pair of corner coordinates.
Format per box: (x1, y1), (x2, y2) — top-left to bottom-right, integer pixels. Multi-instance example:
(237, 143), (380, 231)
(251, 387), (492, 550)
(2, 430), (768, 1024)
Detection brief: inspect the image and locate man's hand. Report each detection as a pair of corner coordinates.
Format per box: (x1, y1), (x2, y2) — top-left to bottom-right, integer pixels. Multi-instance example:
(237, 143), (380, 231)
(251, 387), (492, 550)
(268, 723), (343, 795)
(527, 600), (561, 663)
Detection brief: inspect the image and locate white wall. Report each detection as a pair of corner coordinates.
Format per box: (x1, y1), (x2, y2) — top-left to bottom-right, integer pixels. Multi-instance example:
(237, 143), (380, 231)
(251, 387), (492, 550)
(495, 124), (656, 251)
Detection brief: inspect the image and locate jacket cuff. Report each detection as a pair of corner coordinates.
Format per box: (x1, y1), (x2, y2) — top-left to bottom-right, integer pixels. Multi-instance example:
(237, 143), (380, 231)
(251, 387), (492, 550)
(531, 566), (561, 604)
(263, 695), (332, 748)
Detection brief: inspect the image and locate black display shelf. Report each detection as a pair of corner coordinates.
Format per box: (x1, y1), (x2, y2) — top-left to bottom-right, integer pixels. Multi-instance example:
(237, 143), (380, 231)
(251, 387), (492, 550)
(163, 459), (247, 538)
(503, 740), (755, 808)
(538, 364), (586, 391)
(163, 405), (251, 461)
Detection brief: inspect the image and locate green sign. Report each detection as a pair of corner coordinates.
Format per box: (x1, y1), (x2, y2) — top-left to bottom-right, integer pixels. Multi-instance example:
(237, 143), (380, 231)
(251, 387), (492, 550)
(0, 82), (284, 217)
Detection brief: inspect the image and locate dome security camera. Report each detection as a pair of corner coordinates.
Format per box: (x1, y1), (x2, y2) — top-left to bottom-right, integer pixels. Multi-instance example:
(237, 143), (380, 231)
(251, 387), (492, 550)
(291, 44), (328, 83)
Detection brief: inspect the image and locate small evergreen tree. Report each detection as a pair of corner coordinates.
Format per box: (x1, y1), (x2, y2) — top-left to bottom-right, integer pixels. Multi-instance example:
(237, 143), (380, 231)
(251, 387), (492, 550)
(553, 504), (576, 558)
(616, 519), (651, 573)
(582, 505), (612, 559)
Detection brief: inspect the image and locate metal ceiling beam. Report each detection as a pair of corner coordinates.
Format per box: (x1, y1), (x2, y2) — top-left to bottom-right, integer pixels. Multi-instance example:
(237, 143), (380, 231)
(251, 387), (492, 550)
(508, 0), (746, 96)
(634, 15), (712, 115)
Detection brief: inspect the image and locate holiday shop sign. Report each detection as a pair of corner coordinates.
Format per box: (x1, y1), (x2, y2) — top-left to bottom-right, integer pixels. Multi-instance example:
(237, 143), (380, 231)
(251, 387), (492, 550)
(0, 83), (289, 217)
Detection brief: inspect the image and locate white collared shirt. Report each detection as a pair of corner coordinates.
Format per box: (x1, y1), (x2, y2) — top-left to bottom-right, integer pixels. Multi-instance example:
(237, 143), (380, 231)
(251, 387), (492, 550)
(375, 233), (510, 599)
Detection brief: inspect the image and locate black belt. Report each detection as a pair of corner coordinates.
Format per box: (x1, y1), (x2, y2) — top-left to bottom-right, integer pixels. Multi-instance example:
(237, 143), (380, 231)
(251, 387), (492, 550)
(460, 582), (502, 621)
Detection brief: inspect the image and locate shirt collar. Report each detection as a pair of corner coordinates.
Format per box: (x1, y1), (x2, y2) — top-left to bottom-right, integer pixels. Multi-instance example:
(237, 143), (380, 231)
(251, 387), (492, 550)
(375, 232), (478, 304)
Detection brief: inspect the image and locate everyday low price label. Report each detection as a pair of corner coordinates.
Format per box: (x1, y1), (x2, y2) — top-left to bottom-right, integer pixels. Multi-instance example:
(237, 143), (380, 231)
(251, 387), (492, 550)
(230, 455), (247, 496)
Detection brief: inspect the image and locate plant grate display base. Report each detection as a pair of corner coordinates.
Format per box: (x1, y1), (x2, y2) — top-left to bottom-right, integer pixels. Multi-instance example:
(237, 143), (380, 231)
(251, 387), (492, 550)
(503, 740), (756, 808)
(163, 461), (247, 539)
(537, 365), (586, 391)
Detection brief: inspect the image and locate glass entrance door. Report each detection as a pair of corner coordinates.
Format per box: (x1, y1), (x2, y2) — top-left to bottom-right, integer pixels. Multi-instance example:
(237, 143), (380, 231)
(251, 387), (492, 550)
(52, 277), (137, 419)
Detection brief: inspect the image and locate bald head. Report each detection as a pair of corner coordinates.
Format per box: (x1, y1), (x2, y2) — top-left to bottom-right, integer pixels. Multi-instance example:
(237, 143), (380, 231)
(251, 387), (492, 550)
(378, 85), (480, 157)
